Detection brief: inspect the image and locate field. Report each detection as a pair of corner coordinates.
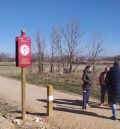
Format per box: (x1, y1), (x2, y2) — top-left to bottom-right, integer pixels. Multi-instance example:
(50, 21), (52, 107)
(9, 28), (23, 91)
(0, 61), (114, 98)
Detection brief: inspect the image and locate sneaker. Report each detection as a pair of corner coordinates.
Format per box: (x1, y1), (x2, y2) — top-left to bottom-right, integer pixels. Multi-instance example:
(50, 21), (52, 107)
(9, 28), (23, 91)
(99, 104), (104, 107)
(86, 104), (90, 108)
(111, 115), (116, 120)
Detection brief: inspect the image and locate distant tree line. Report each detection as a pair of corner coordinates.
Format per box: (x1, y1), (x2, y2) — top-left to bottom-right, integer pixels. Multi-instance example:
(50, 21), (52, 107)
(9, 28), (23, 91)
(0, 52), (11, 62)
(101, 55), (120, 61)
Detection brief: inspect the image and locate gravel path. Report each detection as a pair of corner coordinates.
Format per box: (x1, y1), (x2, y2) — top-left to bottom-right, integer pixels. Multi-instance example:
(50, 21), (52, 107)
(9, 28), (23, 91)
(0, 76), (120, 129)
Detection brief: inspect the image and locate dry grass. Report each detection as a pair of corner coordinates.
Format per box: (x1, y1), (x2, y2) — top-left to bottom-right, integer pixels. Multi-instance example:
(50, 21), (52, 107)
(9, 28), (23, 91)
(0, 62), (112, 98)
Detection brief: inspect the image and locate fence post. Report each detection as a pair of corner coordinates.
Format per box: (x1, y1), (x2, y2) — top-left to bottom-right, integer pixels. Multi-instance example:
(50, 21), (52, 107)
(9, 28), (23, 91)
(47, 85), (53, 116)
(21, 67), (26, 121)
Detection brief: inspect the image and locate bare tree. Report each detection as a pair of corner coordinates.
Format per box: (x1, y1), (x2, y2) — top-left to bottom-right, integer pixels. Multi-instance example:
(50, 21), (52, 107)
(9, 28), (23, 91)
(50, 21), (83, 74)
(50, 26), (67, 73)
(62, 20), (83, 73)
(50, 27), (58, 73)
(89, 33), (104, 72)
(35, 32), (45, 73)
(51, 26), (69, 73)
(53, 27), (63, 72)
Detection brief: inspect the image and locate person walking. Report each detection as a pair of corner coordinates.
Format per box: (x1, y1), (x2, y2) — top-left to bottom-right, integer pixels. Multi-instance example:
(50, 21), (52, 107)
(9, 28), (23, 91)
(99, 66), (110, 107)
(82, 65), (92, 110)
(106, 61), (120, 120)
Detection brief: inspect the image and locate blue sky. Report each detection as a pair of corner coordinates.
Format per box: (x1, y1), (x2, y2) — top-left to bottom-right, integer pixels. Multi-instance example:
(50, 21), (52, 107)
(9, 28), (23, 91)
(0, 0), (120, 56)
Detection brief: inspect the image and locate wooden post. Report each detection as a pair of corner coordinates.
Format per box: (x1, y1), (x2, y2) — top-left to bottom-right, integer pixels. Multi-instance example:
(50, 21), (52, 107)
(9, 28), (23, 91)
(47, 85), (53, 116)
(21, 67), (26, 121)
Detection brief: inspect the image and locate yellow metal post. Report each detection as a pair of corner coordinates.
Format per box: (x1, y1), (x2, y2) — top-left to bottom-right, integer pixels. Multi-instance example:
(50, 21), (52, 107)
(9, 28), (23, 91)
(47, 85), (53, 116)
(21, 67), (26, 121)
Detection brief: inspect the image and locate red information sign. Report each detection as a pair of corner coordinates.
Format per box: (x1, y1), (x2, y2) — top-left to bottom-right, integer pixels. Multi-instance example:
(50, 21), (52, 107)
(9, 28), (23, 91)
(16, 32), (31, 67)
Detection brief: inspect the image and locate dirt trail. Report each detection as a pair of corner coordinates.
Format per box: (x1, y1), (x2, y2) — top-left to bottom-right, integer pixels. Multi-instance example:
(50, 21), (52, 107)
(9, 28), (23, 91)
(0, 76), (120, 129)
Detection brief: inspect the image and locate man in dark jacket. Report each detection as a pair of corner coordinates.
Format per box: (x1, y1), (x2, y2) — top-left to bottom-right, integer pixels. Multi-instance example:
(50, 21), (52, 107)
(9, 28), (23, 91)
(106, 61), (120, 120)
(99, 66), (110, 107)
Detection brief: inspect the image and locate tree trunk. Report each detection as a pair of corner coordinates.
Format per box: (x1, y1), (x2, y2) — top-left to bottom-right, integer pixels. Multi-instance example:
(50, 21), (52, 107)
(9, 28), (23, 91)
(69, 56), (73, 73)
(50, 64), (54, 73)
(41, 53), (44, 72)
(69, 62), (72, 73)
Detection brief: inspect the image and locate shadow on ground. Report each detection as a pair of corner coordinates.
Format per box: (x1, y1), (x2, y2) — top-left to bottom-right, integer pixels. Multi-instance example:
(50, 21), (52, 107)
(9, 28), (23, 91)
(37, 99), (112, 120)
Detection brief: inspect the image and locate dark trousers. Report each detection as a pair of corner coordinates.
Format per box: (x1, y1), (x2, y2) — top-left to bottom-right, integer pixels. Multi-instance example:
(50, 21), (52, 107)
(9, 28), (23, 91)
(101, 85), (108, 103)
(82, 88), (90, 108)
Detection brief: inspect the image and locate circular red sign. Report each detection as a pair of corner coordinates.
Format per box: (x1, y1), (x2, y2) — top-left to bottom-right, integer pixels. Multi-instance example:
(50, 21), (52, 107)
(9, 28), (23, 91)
(20, 44), (30, 56)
